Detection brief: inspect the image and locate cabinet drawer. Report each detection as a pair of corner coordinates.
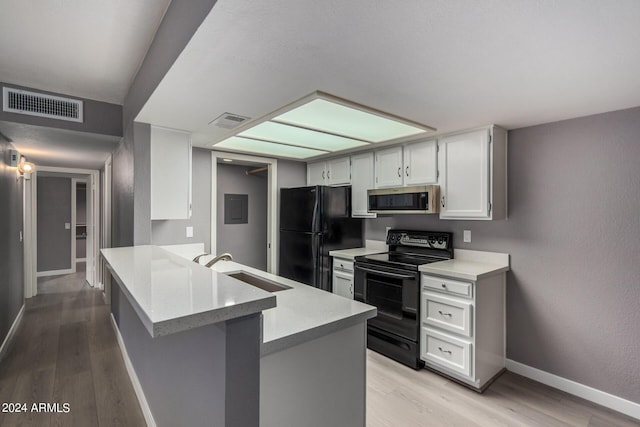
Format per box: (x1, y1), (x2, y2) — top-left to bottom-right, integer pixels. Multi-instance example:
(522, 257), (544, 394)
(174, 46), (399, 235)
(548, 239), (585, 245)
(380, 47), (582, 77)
(422, 275), (472, 298)
(333, 258), (354, 273)
(421, 327), (472, 377)
(422, 293), (472, 337)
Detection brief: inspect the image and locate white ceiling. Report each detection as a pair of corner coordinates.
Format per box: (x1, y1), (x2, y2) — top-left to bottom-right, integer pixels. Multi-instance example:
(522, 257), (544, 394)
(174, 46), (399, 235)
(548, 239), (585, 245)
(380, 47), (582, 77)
(0, 121), (120, 169)
(0, 0), (171, 104)
(137, 0), (640, 156)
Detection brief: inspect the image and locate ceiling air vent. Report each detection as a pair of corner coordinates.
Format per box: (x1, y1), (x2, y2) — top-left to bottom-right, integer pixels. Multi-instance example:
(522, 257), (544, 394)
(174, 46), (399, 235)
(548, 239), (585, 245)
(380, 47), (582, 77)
(209, 112), (250, 129)
(2, 87), (83, 123)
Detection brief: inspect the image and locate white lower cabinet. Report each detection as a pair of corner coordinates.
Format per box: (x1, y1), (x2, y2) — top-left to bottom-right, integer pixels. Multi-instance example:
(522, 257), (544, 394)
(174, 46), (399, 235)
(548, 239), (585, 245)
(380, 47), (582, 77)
(420, 272), (506, 390)
(332, 257), (354, 299)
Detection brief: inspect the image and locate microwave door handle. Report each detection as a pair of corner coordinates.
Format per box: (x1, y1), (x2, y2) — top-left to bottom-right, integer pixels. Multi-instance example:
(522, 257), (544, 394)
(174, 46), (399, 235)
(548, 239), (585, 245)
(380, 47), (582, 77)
(354, 265), (416, 280)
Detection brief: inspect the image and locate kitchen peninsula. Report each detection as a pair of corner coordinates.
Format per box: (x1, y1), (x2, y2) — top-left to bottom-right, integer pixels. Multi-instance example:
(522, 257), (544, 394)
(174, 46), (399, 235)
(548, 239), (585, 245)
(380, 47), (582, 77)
(101, 245), (376, 427)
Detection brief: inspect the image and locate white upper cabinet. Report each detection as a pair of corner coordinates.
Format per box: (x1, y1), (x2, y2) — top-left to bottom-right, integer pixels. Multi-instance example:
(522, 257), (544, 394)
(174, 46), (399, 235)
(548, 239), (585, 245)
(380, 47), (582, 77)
(307, 157), (351, 186)
(403, 139), (438, 185)
(375, 146), (404, 188)
(307, 161), (327, 185)
(350, 152), (376, 218)
(438, 126), (507, 220)
(150, 126), (192, 220)
(326, 157), (351, 186)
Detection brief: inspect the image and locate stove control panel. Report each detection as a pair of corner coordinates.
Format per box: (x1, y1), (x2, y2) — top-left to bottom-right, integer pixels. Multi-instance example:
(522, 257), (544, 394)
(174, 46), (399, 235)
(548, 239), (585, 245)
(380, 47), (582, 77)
(386, 230), (450, 250)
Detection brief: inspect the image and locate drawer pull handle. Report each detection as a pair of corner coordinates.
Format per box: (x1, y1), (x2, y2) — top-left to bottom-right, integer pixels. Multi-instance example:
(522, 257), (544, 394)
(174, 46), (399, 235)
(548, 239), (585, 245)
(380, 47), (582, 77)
(438, 346), (452, 355)
(438, 310), (452, 317)
(441, 283), (446, 288)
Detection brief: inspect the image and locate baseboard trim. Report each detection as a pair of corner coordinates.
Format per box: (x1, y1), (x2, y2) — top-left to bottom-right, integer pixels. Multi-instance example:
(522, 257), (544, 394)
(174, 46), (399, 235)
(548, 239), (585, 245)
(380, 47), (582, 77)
(506, 359), (640, 420)
(110, 314), (156, 427)
(0, 304), (25, 362)
(36, 268), (73, 277)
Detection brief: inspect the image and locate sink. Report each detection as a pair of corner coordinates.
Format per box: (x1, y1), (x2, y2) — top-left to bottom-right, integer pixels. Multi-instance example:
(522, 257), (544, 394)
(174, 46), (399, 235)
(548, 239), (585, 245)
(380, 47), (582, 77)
(225, 271), (291, 293)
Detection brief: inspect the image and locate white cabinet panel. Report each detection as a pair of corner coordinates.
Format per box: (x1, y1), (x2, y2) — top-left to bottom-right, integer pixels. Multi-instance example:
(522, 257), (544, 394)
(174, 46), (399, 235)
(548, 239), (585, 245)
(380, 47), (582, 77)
(350, 152), (376, 218)
(404, 139), (437, 185)
(327, 157), (351, 186)
(375, 146), (403, 188)
(332, 271), (353, 299)
(307, 161), (326, 185)
(150, 126), (191, 220)
(421, 328), (472, 377)
(438, 126), (507, 220)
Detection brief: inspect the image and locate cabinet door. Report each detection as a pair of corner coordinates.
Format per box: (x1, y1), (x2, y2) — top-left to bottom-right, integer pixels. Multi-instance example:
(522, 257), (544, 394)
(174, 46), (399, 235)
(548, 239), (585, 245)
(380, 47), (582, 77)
(404, 139), (437, 185)
(375, 146), (403, 188)
(350, 152), (376, 218)
(439, 129), (490, 219)
(307, 161), (326, 186)
(150, 126), (191, 220)
(332, 270), (354, 299)
(327, 157), (351, 186)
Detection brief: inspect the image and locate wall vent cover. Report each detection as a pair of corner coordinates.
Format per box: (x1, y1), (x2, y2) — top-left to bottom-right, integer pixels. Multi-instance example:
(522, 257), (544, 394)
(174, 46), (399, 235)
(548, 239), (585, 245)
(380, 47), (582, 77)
(2, 87), (83, 123)
(209, 112), (250, 129)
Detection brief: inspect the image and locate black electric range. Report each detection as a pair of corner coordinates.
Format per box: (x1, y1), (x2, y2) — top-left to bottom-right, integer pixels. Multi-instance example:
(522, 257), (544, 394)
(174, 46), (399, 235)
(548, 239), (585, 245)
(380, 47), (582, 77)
(354, 230), (453, 369)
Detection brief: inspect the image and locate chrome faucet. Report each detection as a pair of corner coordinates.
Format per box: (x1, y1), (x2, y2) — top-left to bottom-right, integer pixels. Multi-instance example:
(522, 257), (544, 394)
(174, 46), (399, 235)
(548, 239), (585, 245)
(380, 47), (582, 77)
(192, 253), (210, 264)
(205, 253), (233, 268)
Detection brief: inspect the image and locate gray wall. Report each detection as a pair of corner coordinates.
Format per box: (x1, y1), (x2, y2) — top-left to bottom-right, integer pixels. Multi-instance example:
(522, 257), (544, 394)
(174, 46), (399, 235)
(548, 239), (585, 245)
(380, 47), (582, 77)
(111, 126), (134, 248)
(216, 164), (268, 270)
(0, 82), (122, 137)
(152, 148), (212, 251)
(364, 106), (640, 403)
(37, 176), (72, 272)
(133, 122), (151, 245)
(0, 141), (24, 348)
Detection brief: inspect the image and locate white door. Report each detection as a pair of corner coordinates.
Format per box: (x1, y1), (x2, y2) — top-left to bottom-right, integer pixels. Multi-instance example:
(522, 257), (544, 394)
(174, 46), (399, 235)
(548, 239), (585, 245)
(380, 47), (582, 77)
(404, 139), (438, 185)
(332, 270), (353, 299)
(307, 161), (326, 185)
(375, 146), (403, 188)
(350, 152), (376, 218)
(326, 157), (351, 185)
(439, 130), (490, 219)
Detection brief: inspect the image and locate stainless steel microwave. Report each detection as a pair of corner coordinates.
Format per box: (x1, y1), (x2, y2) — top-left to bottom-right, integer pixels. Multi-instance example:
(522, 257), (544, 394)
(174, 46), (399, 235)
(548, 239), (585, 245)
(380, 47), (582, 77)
(367, 185), (439, 214)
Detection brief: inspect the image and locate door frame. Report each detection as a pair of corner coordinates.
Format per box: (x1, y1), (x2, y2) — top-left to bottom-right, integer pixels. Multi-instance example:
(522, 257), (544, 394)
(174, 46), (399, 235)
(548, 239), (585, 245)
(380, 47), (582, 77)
(71, 178), (89, 268)
(26, 166), (100, 296)
(210, 151), (278, 273)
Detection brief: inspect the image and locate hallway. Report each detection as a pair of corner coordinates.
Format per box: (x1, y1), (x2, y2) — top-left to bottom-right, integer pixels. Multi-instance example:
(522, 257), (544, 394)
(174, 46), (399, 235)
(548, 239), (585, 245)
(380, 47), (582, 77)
(0, 273), (145, 427)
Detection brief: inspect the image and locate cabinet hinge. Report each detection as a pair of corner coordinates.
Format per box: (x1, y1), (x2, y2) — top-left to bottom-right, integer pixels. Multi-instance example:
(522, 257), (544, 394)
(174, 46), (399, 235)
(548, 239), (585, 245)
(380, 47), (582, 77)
(488, 202), (492, 213)
(437, 170), (440, 179)
(488, 134), (492, 144)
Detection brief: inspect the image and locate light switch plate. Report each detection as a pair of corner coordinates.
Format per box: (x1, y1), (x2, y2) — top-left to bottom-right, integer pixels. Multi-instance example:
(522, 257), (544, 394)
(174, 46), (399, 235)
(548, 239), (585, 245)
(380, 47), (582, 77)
(65, 222), (71, 230)
(463, 230), (471, 243)
(186, 226), (194, 238)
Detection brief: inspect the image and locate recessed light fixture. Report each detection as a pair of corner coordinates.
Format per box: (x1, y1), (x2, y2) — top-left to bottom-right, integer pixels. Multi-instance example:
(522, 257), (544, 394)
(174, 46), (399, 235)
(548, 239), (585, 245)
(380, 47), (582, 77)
(210, 91), (435, 160)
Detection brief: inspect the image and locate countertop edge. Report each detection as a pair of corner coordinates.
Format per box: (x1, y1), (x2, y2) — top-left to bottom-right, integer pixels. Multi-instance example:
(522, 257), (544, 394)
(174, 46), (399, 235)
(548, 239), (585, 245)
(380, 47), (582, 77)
(153, 295), (277, 337)
(261, 307), (376, 356)
(419, 263), (510, 282)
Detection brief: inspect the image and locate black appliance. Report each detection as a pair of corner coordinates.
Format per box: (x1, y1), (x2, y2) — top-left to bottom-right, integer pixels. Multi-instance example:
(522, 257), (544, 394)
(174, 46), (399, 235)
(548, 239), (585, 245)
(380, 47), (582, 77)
(354, 230), (453, 369)
(279, 186), (363, 292)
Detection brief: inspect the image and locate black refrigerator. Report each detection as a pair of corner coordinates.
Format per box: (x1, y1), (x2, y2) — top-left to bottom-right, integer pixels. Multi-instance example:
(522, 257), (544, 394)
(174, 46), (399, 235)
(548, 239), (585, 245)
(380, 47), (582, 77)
(279, 186), (363, 292)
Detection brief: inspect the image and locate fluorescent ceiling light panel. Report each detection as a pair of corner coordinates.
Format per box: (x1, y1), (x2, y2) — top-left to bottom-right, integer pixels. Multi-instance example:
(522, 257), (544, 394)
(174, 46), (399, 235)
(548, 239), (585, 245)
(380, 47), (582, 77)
(239, 121), (368, 152)
(216, 136), (325, 159)
(210, 91), (435, 159)
(273, 99), (427, 143)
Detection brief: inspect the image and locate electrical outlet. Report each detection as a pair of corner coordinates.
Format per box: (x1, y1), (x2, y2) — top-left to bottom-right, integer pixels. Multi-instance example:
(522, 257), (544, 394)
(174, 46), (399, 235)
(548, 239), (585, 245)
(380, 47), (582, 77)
(65, 222), (71, 230)
(463, 230), (471, 243)
(186, 226), (194, 238)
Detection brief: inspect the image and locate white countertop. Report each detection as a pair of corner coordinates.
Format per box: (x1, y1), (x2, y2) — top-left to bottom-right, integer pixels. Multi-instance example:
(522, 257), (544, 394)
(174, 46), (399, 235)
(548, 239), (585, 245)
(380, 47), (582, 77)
(103, 245), (376, 355)
(329, 240), (387, 260)
(101, 246), (276, 337)
(419, 249), (510, 281)
(209, 261), (377, 355)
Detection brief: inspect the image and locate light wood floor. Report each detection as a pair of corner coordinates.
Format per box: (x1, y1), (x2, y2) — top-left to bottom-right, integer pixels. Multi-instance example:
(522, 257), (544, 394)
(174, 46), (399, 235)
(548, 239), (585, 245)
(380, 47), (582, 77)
(366, 350), (639, 427)
(0, 272), (145, 427)
(1, 273), (637, 427)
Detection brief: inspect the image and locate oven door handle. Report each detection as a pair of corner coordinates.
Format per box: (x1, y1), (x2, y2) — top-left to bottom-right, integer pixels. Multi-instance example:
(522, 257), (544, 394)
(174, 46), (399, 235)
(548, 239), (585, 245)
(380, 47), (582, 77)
(354, 265), (416, 280)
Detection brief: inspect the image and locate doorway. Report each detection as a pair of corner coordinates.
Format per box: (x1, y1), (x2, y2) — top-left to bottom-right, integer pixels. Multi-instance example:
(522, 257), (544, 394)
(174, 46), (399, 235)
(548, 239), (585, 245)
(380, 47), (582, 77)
(24, 166), (100, 298)
(211, 152), (277, 273)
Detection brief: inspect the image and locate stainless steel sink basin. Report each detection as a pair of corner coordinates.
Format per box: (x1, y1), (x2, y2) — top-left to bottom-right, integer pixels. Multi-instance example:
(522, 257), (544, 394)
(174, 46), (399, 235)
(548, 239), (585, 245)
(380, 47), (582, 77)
(225, 271), (291, 293)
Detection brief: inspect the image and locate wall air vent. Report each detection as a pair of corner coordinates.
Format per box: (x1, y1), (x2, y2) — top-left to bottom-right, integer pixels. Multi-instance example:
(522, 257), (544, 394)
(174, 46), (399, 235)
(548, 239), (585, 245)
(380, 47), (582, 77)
(209, 112), (250, 129)
(2, 87), (83, 123)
